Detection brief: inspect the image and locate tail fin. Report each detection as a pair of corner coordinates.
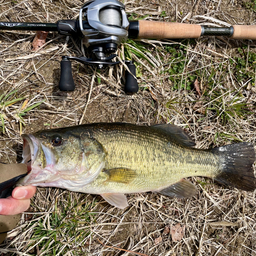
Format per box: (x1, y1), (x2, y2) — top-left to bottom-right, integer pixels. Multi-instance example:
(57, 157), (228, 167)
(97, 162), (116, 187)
(213, 142), (256, 191)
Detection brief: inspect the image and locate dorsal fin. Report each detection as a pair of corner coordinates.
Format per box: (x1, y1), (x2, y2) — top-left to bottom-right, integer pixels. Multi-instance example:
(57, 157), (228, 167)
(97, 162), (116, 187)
(152, 124), (195, 147)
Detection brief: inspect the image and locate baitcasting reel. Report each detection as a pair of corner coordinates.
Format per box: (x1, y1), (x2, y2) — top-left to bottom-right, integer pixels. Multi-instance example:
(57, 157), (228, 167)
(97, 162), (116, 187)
(58, 0), (138, 93)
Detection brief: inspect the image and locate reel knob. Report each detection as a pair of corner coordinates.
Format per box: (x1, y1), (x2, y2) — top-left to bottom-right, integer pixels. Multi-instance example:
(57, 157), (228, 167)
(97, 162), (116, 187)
(125, 61), (138, 94)
(59, 56), (75, 91)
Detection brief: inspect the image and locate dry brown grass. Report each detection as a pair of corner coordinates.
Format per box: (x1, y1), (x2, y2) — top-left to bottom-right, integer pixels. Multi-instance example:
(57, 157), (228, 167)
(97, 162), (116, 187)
(0, 0), (256, 255)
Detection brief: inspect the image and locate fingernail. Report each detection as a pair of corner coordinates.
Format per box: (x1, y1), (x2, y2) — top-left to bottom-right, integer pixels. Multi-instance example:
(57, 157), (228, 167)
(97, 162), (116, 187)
(13, 189), (28, 199)
(0, 203), (2, 213)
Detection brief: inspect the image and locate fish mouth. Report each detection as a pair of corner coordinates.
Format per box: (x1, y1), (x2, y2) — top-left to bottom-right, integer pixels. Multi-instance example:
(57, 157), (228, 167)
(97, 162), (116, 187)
(20, 134), (57, 185)
(21, 134), (39, 173)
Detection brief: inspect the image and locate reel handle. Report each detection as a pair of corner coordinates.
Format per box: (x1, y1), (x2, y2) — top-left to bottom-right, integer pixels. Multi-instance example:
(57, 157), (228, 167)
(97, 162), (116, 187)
(59, 56), (75, 91)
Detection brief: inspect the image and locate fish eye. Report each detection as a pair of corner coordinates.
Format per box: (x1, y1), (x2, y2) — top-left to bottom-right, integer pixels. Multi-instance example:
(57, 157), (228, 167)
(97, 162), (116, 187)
(51, 135), (62, 146)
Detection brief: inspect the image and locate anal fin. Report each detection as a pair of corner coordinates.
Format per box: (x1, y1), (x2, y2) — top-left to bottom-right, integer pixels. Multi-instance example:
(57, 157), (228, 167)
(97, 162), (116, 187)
(101, 193), (129, 209)
(159, 179), (197, 198)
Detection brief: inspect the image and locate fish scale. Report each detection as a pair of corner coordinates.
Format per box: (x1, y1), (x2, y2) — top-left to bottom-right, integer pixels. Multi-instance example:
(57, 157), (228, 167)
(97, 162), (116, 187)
(77, 125), (221, 193)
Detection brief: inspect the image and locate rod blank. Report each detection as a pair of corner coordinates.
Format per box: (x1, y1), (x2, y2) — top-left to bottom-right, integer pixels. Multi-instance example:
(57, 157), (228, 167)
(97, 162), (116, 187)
(0, 22), (57, 31)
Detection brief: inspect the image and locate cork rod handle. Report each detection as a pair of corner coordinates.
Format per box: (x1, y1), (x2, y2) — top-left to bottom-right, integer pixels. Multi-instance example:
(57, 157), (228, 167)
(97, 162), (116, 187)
(137, 20), (202, 39)
(130, 21), (256, 40)
(232, 25), (256, 40)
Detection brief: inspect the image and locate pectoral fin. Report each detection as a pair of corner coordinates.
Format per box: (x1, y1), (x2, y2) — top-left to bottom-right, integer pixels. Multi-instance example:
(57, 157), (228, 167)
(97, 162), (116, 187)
(104, 168), (136, 184)
(101, 193), (129, 209)
(158, 179), (197, 198)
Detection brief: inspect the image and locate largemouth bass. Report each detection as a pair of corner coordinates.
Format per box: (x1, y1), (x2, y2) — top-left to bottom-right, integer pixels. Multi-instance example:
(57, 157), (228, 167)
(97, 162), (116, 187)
(18, 123), (256, 208)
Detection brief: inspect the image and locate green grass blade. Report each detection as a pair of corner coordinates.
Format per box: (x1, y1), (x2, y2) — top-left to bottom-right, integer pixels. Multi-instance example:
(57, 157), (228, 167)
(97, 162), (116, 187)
(21, 100), (45, 114)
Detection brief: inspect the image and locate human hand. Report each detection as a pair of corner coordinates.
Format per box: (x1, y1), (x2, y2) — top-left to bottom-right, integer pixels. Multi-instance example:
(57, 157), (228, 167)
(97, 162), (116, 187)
(0, 186), (36, 215)
(0, 163), (36, 215)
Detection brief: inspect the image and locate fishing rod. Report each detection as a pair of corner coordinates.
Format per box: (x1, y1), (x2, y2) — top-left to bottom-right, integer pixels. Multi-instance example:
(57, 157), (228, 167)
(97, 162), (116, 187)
(0, 0), (256, 93)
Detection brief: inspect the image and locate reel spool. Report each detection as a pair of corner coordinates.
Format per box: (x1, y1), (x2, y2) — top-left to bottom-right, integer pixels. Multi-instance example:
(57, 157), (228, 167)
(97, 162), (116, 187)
(79, 0), (129, 59)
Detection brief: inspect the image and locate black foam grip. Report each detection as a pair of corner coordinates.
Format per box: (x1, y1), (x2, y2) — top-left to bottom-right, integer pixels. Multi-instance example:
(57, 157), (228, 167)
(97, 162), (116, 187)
(128, 21), (139, 39)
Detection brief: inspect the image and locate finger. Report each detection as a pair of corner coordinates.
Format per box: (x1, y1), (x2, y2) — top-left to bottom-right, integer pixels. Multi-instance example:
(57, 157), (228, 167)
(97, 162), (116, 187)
(12, 186), (36, 200)
(0, 197), (30, 215)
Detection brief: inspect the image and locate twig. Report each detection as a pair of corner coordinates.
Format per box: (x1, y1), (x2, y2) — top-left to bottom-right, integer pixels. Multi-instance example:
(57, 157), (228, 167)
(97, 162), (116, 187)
(96, 238), (149, 256)
(4, 46), (59, 61)
(79, 69), (96, 124)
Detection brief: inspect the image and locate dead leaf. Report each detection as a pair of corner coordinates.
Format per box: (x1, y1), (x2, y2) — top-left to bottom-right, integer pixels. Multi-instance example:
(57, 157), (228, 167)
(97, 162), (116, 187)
(202, 125), (211, 130)
(20, 99), (29, 111)
(148, 87), (157, 101)
(154, 236), (162, 245)
(171, 223), (185, 242)
(32, 31), (49, 51)
(193, 101), (206, 114)
(163, 225), (170, 235)
(193, 78), (201, 97)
